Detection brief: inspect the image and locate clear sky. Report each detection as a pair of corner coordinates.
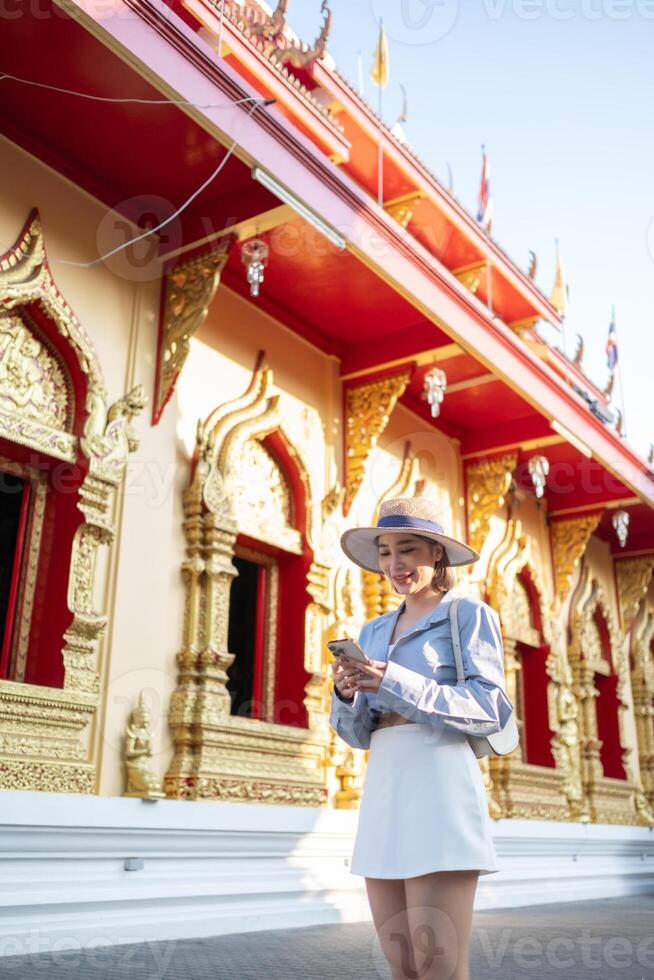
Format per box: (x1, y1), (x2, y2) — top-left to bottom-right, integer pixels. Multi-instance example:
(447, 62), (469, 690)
(287, 0), (653, 461)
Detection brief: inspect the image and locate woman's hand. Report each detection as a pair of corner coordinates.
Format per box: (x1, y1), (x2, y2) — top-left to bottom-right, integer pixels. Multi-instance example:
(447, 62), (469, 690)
(331, 656), (363, 700)
(344, 657), (388, 694)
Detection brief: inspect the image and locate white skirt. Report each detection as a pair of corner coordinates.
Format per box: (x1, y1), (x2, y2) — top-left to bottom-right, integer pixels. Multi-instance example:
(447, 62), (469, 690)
(350, 722), (499, 879)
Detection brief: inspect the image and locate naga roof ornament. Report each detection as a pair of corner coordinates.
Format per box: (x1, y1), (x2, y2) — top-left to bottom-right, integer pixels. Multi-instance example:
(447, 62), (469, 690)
(224, 0), (332, 68)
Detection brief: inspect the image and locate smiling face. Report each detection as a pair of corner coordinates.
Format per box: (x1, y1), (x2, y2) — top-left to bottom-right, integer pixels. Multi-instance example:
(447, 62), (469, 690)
(376, 532), (444, 596)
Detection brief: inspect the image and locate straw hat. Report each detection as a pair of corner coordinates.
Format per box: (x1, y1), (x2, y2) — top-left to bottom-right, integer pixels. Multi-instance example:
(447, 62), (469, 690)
(340, 497), (479, 573)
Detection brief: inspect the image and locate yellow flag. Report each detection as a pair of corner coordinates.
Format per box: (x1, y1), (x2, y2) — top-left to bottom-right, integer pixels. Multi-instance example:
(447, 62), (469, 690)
(550, 241), (568, 318)
(371, 23), (389, 89)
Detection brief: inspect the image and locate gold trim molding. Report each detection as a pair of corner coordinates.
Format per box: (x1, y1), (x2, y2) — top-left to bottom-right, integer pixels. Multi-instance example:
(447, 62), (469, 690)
(344, 370), (411, 516)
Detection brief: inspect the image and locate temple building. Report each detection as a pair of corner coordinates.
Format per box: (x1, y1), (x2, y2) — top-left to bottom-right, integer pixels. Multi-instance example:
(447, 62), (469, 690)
(1, 0), (653, 955)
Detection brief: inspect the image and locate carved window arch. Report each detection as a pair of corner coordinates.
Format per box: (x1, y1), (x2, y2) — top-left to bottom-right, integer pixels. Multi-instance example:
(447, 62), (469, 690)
(0, 211), (144, 793)
(572, 567), (629, 784)
(486, 519), (557, 770)
(167, 352), (329, 805)
(227, 429), (313, 727)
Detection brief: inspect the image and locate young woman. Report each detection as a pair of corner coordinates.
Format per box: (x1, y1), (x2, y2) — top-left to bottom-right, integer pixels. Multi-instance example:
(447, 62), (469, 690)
(329, 497), (513, 980)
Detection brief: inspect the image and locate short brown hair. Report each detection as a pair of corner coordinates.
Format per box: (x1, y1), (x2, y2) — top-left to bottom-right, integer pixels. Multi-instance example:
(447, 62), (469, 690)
(432, 551), (455, 593)
(421, 538), (455, 593)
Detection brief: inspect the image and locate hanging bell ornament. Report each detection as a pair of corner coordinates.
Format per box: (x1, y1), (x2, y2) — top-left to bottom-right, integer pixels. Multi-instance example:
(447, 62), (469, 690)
(241, 238), (269, 298)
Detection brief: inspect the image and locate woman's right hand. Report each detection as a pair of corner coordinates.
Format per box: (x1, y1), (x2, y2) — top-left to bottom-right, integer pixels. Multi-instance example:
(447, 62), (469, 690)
(331, 656), (363, 701)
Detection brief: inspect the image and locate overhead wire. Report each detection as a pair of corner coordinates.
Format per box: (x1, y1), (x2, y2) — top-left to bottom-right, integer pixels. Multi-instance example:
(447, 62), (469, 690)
(0, 70), (275, 268)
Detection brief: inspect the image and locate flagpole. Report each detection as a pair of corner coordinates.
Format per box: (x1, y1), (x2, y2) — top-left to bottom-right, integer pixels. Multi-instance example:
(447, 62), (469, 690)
(614, 306), (628, 438)
(217, 0), (225, 56)
(377, 19), (383, 209)
(486, 237), (492, 313)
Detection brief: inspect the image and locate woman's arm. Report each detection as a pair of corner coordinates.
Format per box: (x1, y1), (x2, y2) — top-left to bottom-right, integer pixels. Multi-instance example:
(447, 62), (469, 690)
(374, 600), (513, 734)
(329, 625), (377, 751)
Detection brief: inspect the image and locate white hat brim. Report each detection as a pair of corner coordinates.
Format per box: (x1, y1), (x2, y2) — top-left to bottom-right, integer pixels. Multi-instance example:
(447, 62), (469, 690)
(340, 525), (480, 573)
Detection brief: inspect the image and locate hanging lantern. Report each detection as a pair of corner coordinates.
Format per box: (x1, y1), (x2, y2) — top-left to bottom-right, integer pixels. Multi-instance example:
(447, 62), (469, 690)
(241, 238), (269, 297)
(422, 367), (447, 418)
(612, 509), (629, 548)
(528, 455), (550, 498)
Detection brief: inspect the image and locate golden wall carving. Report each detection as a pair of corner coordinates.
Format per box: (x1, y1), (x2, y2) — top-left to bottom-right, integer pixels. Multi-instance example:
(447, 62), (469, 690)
(166, 352), (328, 804)
(568, 563), (637, 824)
(465, 452), (517, 556)
(551, 512), (601, 603)
(0, 313), (69, 429)
(0, 211), (144, 794)
(344, 370), (411, 516)
(615, 557), (654, 632)
(153, 239), (232, 424)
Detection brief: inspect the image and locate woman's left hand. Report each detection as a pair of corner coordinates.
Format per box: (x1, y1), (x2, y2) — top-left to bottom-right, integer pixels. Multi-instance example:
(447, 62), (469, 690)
(341, 657), (387, 694)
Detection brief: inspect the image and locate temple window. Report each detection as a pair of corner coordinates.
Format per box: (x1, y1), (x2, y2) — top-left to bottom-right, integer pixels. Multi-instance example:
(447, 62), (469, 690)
(513, 571), (556, 768)
(227, 547), (279, 721)
(592, 608), (626, 780)
(0, 469), (28, 677)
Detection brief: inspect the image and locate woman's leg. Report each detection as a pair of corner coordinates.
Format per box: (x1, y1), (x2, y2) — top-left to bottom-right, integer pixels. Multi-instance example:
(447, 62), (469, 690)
(365, 876), (418, 980)
(403, 870), (479, 980)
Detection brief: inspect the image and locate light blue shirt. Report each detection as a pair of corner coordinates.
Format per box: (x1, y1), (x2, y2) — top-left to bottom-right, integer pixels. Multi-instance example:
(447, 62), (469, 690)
(329, 591), (514, 751)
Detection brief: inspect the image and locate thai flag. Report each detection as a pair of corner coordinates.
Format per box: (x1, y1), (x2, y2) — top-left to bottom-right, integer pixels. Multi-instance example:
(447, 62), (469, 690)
(477, 145), (493, 232)
(606, 309), (618, 372)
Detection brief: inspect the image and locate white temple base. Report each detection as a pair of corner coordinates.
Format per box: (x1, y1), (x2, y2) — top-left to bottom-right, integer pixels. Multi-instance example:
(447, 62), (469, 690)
(1, 790), (653, 957)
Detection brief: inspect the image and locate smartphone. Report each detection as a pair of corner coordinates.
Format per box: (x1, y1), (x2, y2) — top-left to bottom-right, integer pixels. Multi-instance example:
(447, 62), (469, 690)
(327, 638), (371, 665)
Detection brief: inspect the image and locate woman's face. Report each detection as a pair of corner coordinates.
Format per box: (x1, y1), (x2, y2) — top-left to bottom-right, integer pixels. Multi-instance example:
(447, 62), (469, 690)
(376, 533), (443, 596)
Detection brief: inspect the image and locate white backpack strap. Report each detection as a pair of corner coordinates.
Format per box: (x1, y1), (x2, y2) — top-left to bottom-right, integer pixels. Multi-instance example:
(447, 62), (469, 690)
(449, 597), (465, 685)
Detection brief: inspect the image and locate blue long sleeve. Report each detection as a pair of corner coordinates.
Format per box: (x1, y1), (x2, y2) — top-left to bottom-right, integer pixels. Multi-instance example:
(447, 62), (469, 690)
(329, 626), (376, 751)
(375, 601), (513, 735)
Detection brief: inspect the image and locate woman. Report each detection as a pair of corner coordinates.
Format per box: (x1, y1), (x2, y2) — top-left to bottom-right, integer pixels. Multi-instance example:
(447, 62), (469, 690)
(329, 497), (513, 980)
